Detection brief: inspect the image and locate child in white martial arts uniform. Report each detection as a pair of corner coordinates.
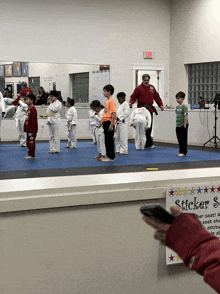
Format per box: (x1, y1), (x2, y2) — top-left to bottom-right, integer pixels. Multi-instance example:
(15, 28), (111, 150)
(0, 91), (6, 119)
(65, 97), (77, 149)
(15, 96), (28, 147)
(115, 92), (130, 155)
(46, 90), (62, 153)
(88, 107), (97, 145)
(90, 100), (106, 160)
(130, 104), (152, 150)
(4, 105), (16, 118)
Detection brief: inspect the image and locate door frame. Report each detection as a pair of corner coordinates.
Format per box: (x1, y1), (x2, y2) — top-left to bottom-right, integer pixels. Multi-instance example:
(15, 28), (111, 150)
(132, 64), (165, 103)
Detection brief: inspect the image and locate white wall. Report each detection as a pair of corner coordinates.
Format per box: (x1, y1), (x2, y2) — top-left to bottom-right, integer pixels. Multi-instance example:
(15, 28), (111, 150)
(0, 0), (171, 103)
(170, 0), (220, 106)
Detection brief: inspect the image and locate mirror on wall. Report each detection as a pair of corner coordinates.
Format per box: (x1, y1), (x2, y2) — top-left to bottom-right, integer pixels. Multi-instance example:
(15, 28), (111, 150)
(0, 62), (110, 105)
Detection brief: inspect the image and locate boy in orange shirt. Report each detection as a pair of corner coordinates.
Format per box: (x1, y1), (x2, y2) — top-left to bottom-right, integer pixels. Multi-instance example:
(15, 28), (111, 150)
(101, 84), (116, 162)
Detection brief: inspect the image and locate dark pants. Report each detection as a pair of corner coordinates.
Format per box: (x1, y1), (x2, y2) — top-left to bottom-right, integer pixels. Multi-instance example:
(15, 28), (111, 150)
(145, 112), (153, 147)
(176, 124), (188, 155)
(103, 121), (115, 160)
(27, 133), (36, 157)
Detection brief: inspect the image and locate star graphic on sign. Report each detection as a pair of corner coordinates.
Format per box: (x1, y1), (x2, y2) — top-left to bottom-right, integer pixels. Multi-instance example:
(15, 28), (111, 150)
(169, 254), (175, 261)
(204, 187), (209, 193)
(183, 189), (188, 195)
(197, 187), (202, 194)
(217, 186), (220, 192)
(176, 255), (181, 261)
(169, 190), (174, 196)
(176, 189), (181, 195)
(211, 187), (215, 193)
(190, 188), (195, 194)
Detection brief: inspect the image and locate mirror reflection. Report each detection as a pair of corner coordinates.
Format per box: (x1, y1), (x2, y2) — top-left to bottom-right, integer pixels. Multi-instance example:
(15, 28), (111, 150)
(0, 61), (110, 108)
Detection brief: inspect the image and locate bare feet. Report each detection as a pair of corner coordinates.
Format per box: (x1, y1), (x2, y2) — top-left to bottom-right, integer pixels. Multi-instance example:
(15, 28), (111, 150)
(24, 156), (35, 159)
(98, 156), (105, 161)
(101, 157), (114, 162)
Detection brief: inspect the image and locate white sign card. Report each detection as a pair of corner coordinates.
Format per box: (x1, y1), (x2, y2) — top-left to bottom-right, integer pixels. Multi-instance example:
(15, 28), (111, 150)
(91, 70), (110, 105)
(165, 183), (220, 265)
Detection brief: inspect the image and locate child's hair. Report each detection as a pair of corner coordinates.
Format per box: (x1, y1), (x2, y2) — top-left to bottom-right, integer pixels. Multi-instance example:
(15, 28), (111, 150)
(90, 100), (104, 109)
(20, 95), (26, 101)
(26, 94), (36, 103)
(67, 97), (75, 106)
(103, 84), (114, 95)
(6, 92), (12, 98)
(116, 92), (126, 98)
(49, 90), (59, 98)
(175, 91), (185, 99)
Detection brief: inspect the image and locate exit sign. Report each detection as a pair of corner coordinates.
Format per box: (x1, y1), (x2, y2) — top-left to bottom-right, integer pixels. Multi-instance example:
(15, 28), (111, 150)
(143, 51), (153, 59)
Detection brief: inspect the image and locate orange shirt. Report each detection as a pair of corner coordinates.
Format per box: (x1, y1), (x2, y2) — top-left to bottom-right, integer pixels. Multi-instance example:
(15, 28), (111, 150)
(101, 97), (116, 125)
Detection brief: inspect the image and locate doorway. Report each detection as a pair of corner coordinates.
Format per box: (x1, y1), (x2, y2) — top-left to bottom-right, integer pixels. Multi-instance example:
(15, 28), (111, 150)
(136, 70), (159, 92)
(133, 65), (165, 138)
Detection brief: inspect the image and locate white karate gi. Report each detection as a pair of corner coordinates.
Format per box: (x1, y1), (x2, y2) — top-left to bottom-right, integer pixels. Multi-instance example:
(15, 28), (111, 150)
(0, 92), (5, 127)
(130, 107), (152, 150)
(3, 98), (14, 105)
(89, 109), (97, 143)
(4, 105), (16, 118)
(15, 100), (28, 146)
(93, 109), (106, 156)
(46, 99), (62, 152)
(65, 106), (77, 148)
(115, 101), (129, 154)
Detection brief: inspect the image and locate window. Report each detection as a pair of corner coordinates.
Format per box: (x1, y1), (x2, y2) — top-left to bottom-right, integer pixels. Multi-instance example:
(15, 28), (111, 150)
(188, 62), (220, 104)
(70, 72), (89, 103)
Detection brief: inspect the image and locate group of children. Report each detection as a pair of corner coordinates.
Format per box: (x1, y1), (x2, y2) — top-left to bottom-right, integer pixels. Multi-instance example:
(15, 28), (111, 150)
(89, 84), (156, 162)
(8, 90), (77, 159)
(89, 87), (189, 160)
(4, 85), (188, 160)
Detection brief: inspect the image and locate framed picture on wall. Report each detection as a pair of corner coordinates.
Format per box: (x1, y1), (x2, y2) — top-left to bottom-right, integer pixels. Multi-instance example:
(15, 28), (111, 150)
(22, 62), (29, 77)
(13, 62), (22, 77)
(6, 82), (14, 94)
(99, 65), (110, 71)
(5, 64), (13, 77)
(0, 65), (4, 77)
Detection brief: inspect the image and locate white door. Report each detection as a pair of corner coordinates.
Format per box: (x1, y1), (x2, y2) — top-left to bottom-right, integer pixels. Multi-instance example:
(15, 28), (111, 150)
(137, 70), (159, 92)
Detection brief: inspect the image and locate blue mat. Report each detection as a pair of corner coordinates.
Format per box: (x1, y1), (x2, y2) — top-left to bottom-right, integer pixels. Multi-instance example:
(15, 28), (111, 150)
(1, 142), (220, 172)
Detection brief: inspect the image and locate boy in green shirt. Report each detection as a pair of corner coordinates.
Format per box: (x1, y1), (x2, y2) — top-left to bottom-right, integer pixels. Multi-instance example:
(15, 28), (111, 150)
(175, 91), (188, 156)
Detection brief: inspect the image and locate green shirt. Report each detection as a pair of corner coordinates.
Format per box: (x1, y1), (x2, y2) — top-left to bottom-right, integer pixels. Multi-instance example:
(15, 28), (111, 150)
(175, 104), (188, 127)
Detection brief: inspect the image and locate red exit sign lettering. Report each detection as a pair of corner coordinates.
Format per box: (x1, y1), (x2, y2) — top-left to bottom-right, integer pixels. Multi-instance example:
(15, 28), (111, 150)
(143, 51), (153, 59)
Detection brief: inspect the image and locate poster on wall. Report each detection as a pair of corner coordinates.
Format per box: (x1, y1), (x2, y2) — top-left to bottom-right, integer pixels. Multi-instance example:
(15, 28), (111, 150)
(0, 65), (4, 77)
(166, 183), (220, 265)
(4, 64), (12, 77)
(22, 62), (29, 77)
(12, 62), (22, 77)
